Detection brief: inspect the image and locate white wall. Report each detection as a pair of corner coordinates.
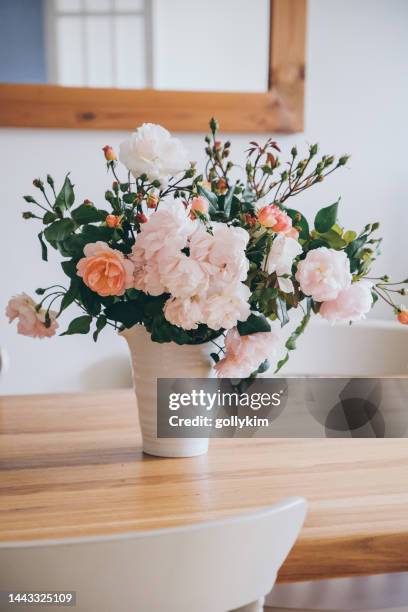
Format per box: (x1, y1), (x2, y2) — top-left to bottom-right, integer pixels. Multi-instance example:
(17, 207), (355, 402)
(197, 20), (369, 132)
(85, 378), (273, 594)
(1, 0), (407, 395)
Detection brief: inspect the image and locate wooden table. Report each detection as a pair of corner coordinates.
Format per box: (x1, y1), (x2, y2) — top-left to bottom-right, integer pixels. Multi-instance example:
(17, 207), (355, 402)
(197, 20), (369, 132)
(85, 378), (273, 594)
(1, 390), (408, 583)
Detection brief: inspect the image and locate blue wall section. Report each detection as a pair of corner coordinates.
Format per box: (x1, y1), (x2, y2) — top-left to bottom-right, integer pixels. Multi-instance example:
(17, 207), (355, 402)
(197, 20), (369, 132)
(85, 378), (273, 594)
(0, 0), (46, 83)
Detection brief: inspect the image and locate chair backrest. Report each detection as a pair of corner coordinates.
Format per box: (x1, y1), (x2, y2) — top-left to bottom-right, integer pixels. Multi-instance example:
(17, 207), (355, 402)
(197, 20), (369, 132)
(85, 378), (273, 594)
(0, 497), (307, 612)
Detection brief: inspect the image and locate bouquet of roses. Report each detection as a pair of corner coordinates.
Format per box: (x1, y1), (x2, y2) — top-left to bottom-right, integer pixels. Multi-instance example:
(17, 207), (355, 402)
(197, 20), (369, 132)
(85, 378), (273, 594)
(7, 119), (408, 380)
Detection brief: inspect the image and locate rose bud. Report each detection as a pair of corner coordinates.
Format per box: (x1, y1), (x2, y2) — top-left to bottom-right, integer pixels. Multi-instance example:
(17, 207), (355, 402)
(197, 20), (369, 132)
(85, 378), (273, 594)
(214, 140), (222, 151)
(103, 145), (117, 162)
(397, 310), (408, 325)
(105, 214), (122, 228)
(83, 199), (94, 206)
(243, 213), (257, 227)
(190, 196), (209, 218)
(136, 212), (148, 224)
(216, 178), (228, 194)
(146, 193), (159, 209)
(267, 153), (276, 167)
(258, 204), (292, 234)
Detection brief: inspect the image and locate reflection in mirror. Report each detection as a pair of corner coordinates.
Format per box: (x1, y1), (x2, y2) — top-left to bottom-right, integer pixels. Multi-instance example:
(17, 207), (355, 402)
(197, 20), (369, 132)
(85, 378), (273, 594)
(0, 0), (270, 92)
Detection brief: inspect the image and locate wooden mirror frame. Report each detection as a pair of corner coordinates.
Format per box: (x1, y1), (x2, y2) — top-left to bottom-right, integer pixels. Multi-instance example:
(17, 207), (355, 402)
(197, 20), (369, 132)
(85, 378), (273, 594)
(0, 0), (306, 133)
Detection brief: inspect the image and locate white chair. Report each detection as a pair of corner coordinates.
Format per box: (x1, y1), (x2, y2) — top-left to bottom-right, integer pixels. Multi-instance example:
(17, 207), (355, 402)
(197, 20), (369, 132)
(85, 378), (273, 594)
(0, 497), (306, 612)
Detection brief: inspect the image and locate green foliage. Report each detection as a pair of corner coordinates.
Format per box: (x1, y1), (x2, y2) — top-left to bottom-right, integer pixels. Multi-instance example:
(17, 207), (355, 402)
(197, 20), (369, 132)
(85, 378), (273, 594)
(71, 204), (107, 225)
(286, 208), (310, 241)
(237, 313), (271, 335)
(104, 299), (145, 328)
(44, 218), (75, 242)
(93, 315), (107, 342)
(314, 200), (339, 233)
(38, 232), (48, 261)
(61, 315), (92, 336)
(54, 174), (75, 213)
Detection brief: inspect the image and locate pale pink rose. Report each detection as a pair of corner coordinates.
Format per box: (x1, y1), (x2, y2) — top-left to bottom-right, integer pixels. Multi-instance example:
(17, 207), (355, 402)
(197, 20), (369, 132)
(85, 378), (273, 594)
(163, 296), (204, 330)
(6, 293), (58, 339)
(319, 280), (373, 323)
(201, 283), (251, 330)
(158, 252), (208, 299)
(214, 326), (279, 379)
(295, 247), (351, 302)
(190, 223), (249, 282)
(190, 196), (209, 218)
(258, 204), (292, 233)
(119, 123), (189, 187)
(264, 234), (303, 293)
(77, 241), (134, 297)
(135, 201), (194, 259)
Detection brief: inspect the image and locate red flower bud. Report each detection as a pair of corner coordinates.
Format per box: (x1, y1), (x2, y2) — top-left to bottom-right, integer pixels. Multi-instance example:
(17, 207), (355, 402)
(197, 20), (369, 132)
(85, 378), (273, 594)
(103, 145), (117, 162)
(244, 213), (257, 227)
(146, 193), (159, 209)
(397, 310), (408, 325)
(136, 212), (148, 224)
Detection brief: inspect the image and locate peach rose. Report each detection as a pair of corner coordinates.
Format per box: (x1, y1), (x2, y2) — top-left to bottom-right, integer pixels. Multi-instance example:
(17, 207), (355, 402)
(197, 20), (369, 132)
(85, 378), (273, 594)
(6, 293), (58, 338)
(77, 241), (134, 297)
(258, 204), (292, 234)
(105, 214), (122, 228)
(397, 309), (408, 325)
(190, 196), (209, 218)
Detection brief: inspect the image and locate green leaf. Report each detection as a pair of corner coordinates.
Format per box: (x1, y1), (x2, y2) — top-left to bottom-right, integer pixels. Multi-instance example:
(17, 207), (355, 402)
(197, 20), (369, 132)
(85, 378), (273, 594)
(59, 279), (80, 315)
(276, 296), (289, 326)
(78, 284), (101, 316)
(104, 301), (144, 328)
(285, 303), (311, 351)
(61, 234), (88, 258)
(123, 192), (137, 204)
(274, 352), (289, 374)
(44, 218), (75, 242)
(223, 186), (235, 217)
(286, 208), (310, 241)
(314, 200), (339, 233)
(71, 204), (107, 225)
(60, 315), (92, 336)
(197, 184), (218, 210)
(93, 315), (107, 342)
(38, 232), (48, 261)
(43, 211), (57, 224)
(237, 313), (271, 335)
(61, 259), (78, 279)
(54, 174), (75, 212)
(257, 359), (270, 374)
(81, 224), (114, 242)
(317, 229), (347, 249)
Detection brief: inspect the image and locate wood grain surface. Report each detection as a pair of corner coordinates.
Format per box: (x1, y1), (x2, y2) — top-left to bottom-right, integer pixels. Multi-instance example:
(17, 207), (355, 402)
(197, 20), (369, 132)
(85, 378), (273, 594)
(1, 390), (408, 583)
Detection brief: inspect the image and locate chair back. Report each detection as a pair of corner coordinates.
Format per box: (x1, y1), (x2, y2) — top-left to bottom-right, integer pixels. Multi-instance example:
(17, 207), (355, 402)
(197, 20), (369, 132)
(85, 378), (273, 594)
(0, 497), (307, 612)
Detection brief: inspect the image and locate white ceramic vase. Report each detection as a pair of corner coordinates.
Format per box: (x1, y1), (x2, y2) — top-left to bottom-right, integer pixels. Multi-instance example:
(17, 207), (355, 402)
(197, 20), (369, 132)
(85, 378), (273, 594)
(121, 324), (214, 458)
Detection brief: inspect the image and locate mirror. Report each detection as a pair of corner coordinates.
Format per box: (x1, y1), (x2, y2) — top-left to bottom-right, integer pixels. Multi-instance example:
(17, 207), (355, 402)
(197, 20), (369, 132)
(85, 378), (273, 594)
(2, 0), (270, 92)
(0, 0), (307, 132)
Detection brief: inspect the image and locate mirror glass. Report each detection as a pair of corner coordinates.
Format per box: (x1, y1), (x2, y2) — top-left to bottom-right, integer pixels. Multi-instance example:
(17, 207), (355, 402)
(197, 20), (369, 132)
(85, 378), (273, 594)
(0, 0), (270, 92)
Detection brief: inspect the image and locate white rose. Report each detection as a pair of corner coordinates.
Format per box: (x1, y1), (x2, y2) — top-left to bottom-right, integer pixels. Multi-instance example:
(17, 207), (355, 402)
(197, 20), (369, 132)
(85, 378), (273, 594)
(264, 234), (303, 293)
(159, 252), (209, 299)
(201, 282), (251, 330)
(134, 201), (195, 260)
(119, 123), (189, 187)
(319, 280), (373, 323)
(190, 223), (250, 282)
(163, 296), (203, 330)
(296, 246), (352, 302)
